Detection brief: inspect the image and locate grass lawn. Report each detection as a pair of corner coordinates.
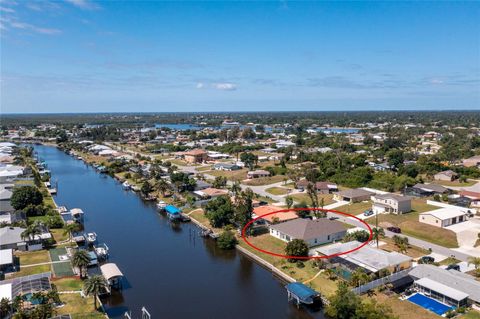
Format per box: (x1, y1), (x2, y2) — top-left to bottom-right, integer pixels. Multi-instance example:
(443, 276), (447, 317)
(380, 238), (429, 258)
(206, 169), (249, 182)
(52, 277), (83, 291)
(336, 201), (372, 215)
(243, 175), (287, 186)
(411, 199), (438, 213)
(237, 234), (338, 296)
(8, 264), (51, 278)
(461, 310), (480, 319)
(14, 180), (35, 186)
(17, 250), (50, 265)
(265, 187), (290, 196)
(373, 293), (438, 319)
(290, 193), (334, 206)
(435, 180), (476, 187)
(51, 228), (69, 242)
(188, 209), (223, 233)
(57, 293), (105, 319)
(196, 166), (212, 172)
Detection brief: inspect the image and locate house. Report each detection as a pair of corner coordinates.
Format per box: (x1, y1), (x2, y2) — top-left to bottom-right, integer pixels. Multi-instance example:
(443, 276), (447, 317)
(409, 264), (480, 307)
(269, 218), (346, 247)
(463, 155), (480, 168)
(460, 190), (480, 207)
(334, 188), (374, 203)
(419, 206), (469, 228)
(213, 163), (241, 171)
(296, 180), (338, 193)
(0, 272), (51, 302)
(409, 183), (449, 196)
(0, 226), (52, 251)
(0, 248), (14, 271)
(0, 188), (14, 213)
(183, 149), (208, 164)
(194, 187), (229, 199)
(372, 194), (412, 215)
(253, 205), (298, 225)
(0, 165), (25, 183)
(247, 170), (270, 179)
(434, 170), (458, 182)
(316, 241), (412, 275)
(194, 180), (212, 191)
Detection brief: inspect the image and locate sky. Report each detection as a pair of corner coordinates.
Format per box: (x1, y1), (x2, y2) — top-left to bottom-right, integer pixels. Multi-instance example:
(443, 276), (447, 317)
(1, 0), (479, 113)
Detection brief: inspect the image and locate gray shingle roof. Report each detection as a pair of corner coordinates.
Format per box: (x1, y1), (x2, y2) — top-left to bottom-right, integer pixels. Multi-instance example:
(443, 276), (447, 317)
(409, 264), (480, 303)
(270, 218), (345, 241)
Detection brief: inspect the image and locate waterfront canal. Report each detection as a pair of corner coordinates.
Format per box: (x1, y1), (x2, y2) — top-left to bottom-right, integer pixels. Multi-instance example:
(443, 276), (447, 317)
(34, 145), (325, 319)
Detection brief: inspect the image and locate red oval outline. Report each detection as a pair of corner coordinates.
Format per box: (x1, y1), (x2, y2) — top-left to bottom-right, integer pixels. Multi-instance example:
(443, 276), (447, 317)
(241, 208), (373, 259)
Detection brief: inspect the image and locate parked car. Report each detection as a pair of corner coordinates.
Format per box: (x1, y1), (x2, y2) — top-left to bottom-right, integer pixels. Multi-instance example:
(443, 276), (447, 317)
(446, 264), (460, 271)
(363, 209), (374, 216)
(329, 216), (339, 220)
(419, 256), (435, 264)
(386, 226), (401, 233)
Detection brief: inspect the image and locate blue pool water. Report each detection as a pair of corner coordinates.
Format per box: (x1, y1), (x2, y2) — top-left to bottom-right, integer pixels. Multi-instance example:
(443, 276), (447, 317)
(407, 293), (454, 315)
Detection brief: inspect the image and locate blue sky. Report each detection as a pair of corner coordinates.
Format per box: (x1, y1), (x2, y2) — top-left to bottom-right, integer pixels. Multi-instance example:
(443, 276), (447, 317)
(1, 0), (479, 113)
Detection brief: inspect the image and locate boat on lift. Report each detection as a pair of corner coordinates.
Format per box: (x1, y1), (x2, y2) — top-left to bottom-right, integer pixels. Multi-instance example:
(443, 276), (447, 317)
(156, 200), (167, 210)
(85, 232), (97, 245)
(94, 243), (109, 260)
(122, 181), (131, 190)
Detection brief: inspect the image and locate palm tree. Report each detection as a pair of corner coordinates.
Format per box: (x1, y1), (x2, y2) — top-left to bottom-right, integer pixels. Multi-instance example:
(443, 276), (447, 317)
(372, 227), (385, 248)
(230, 182), (242, 198)
(63, 223), (81, 241)
(83, 275), (108, 310)
(0, 298), (10, 318)
(21, 221), (43, 242)
(468, 257), (480, 276)
(72, 250), (91, 279)
(155, 178), (171, 197)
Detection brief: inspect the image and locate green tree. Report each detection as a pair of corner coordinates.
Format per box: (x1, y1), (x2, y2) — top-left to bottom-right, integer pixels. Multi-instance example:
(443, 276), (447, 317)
(285, 196), (293, 209)
(326, 282), (360, 319)
(240, 152), (258, 170)
(63, 223), (82, 241)
(285, 239), (308, 261)
(83, 275), (108, 310)
(205, 195), (234, 228)
(72, 250), (90, 279)
(140, 181), (153, 197)
(213, 176), (228, 188)
(10, 186), (43, 210)
(234, 189), (254, 231)
(372, 227), (385, 248)
(217, 230), (238, 249)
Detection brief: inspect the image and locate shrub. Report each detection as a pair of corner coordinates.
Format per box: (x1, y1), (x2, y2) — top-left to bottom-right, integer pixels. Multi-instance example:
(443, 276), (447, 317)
(217, 230), (237, 250)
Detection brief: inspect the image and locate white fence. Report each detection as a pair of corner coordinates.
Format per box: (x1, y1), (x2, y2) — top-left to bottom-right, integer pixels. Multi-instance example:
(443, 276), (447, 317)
(352, 268), (411, 294)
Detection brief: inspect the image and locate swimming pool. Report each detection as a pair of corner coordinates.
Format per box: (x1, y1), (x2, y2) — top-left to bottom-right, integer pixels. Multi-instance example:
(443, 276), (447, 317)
(407, 293), (454, 315)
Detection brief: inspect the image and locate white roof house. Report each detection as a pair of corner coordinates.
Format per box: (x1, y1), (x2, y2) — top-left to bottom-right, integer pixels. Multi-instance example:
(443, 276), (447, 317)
(415, 277), (468, 302)
(0, 283), (12, 301)
(316, 241), (411, 273)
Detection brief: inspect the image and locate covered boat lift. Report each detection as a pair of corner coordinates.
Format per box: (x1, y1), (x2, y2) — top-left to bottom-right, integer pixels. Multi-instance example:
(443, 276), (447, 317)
(285, 282), (320, 307)
(100, 263), (124, 289)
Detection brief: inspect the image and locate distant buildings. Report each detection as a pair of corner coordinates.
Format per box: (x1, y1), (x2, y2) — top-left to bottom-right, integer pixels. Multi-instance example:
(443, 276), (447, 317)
(247, 170), (270, 179)
(434, 170), (458, 182)
(334, 188), (374, 203)
(183, 149), (208, 164)
(462, 155), (480, 168)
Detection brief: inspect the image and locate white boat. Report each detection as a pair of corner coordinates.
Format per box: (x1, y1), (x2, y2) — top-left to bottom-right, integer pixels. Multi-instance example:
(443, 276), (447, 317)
(94, 243), (109, 259)
(157, 200), (167, 210)
(122, 181), (131, 190)
(85, 232), (97, 244)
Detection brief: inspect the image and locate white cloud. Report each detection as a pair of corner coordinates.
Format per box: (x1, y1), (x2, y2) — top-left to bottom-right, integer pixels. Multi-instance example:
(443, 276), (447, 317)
(213, 82), (237, 91)
(64, 0), (100, 10)
(0, 6), (15, 13)
(7, 19), (61, 34)
(196, 82), (204, 89)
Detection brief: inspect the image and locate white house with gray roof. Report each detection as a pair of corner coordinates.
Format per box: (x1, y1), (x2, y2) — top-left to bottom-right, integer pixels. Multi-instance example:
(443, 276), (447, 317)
(372, 193), (412, 215)
(269, 218), (346, 247)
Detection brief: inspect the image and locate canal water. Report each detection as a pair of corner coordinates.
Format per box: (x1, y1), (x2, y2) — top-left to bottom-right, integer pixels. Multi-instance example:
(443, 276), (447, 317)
(34, 145), (325, 319)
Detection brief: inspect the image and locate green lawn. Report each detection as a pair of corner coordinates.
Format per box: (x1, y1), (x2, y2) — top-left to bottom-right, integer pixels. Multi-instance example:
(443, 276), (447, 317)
(411, 199), (438, 213)
(188, 209), (223, 233)
(461, 310), (480, 319)
(435, 180), (476, 187)
(265, 186), (290, 196)
(17, 250), (50, 265)
(53, 261), (75, 277)
(366, 208), (459, 248)
(206, 169), (249, 182)
(52, 277), (83, 291)
(51, 228), (69, 242)
(373, 293), (438, 319)
(57, 293), (105, 319)
(243, 175), (287, 186)
(336, 201), (372, 215)
(238, 234), (338, 296)
(8, 264), (51, 278)
(290, 193), (334, 206)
